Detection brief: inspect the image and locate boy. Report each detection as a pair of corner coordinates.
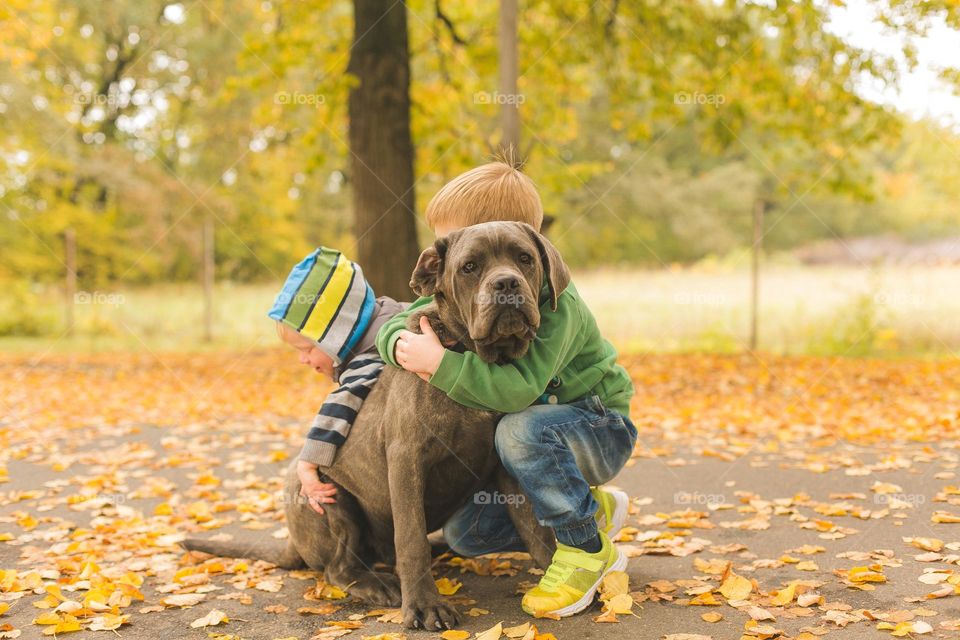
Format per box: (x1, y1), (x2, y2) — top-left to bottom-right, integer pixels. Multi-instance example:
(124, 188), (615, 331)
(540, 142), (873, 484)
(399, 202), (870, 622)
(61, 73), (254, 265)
(376, 161), (637, 618)
(268, 247), (405, 514)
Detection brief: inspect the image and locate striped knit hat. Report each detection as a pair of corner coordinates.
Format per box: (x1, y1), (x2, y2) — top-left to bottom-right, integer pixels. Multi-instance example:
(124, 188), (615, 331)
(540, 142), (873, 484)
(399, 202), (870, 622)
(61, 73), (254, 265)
(268, 248), (376, 365)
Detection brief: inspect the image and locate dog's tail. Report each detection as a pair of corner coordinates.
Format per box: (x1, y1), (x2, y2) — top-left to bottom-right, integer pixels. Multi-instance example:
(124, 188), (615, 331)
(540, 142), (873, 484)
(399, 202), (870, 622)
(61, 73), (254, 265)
(180, 537), (306, 570)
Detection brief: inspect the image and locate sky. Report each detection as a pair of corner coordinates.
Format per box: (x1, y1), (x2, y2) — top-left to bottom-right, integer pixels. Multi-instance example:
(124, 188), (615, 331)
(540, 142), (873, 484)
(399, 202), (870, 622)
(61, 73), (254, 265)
(826, 0), (960, 130)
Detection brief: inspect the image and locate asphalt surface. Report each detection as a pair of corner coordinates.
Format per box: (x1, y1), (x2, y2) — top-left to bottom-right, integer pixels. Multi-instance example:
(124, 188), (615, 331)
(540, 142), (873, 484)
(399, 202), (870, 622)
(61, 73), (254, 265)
(3, 423), (958, 640)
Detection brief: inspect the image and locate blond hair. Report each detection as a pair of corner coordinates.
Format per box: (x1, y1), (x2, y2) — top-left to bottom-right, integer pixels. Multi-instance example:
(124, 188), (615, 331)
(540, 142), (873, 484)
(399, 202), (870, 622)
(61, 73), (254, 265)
(425, 161), (543, 231)
(275, 320), (294, 341)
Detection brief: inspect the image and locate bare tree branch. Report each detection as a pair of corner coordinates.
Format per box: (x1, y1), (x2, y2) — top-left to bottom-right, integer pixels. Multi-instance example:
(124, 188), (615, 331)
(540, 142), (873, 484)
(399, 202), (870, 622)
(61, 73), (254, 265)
(605, 0), (620, 39)
(435, 0), (467, 46)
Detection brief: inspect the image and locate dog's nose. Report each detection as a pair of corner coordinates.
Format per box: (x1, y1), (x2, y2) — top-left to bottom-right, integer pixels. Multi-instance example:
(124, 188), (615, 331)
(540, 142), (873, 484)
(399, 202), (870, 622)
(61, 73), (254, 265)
(492, 275), (520, 292)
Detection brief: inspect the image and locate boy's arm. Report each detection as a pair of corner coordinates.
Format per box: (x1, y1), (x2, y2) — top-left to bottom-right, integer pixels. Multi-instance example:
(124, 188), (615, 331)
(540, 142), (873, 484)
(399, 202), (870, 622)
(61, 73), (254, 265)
(299, 356), (383, 466)
(376, 295), (434, 367)
(429, 292), (587, 413)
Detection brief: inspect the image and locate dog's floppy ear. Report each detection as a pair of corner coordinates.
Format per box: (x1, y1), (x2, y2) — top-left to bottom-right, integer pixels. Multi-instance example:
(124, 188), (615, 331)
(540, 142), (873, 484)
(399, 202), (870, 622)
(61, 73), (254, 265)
(409, 236), (450, 297)
(521, 223), (571, 311)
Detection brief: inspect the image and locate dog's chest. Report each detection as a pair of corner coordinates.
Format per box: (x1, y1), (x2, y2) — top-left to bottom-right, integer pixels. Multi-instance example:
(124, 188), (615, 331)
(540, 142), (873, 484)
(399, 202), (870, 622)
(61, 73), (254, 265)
(328, 366), (505, 531)
(394, 377), (501, 461)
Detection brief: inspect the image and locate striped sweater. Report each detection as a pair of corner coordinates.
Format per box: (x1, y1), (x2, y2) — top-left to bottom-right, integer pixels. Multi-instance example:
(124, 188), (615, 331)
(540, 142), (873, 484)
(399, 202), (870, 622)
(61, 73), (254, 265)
(298, 296), (406, 467)
(299, 356), (385, 466)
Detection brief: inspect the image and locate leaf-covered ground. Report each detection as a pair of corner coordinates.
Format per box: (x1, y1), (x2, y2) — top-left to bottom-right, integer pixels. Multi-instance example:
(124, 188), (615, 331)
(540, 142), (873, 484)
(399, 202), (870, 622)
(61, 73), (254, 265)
(2, 351), (960, 639)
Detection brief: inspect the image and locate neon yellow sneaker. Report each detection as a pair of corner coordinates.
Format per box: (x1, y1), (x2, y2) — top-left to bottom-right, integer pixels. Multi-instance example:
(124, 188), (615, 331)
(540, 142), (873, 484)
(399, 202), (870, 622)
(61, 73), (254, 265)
(592, 487), (628, 539)
(521, 530), (627, 617)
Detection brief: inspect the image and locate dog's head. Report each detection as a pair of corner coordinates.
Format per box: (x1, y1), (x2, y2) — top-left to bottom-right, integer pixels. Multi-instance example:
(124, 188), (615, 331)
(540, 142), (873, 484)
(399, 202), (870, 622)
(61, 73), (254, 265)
(409, 221), (571, 364)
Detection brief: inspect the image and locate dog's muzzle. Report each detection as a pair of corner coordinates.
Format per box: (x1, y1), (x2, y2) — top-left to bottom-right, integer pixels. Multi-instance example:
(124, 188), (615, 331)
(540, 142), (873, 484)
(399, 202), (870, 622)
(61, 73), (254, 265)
(469, 270), (540, 350)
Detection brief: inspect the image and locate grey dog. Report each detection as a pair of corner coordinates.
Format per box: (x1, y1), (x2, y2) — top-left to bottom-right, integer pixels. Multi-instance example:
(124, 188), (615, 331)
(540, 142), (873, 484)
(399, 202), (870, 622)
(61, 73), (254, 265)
(182, 221), (568, 630)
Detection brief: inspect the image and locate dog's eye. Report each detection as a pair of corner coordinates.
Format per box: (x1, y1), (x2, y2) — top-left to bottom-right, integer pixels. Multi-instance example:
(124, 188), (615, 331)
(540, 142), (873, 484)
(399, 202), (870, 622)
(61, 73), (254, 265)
(461, 261), (477, 274)
(519, 253), (533, 265)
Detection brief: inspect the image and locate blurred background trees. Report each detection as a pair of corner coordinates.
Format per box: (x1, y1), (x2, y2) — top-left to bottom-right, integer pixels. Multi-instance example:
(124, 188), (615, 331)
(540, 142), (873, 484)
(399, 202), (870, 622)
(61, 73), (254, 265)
(1, 0), (959, 331)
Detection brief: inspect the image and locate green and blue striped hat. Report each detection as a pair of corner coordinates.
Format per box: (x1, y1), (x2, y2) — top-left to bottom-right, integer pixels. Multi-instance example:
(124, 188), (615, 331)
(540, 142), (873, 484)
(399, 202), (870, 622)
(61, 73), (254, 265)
(268, 248), (376, 365)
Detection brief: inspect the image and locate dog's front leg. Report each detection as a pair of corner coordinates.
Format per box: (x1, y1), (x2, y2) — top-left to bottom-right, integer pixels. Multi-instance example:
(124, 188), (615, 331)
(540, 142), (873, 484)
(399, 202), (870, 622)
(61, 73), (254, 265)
(497, 467), (556, 569)
(387, 443), (459, 630)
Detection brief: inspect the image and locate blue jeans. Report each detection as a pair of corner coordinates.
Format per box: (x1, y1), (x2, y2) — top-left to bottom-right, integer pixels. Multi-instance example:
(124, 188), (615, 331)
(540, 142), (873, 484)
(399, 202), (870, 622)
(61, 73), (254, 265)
(443, 394), (637, 554)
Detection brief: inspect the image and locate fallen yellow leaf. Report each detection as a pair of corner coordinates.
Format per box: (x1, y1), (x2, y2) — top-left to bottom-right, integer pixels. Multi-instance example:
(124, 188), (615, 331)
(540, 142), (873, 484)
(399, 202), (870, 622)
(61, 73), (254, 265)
(770, 582), (796, 606)
(190, 609), (229, 628)
(599, 570), (630, 600)
(605, 593), (635, 615)
(476, 622), (503, 640)
(88, 614), (129, 631)
(435, 577), (462, 596)
(503, 622), (531, 638)
(932, 511), (960, 524)
(719, 572), (753, 600)
(847, 566), (886, 584)
(904, 537), (944, 552)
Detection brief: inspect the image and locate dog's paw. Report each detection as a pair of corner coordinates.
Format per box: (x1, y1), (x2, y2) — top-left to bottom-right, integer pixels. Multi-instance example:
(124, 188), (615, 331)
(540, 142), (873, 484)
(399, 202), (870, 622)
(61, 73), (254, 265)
(354, 572), (401, 607)
(401, 597), (458, 630)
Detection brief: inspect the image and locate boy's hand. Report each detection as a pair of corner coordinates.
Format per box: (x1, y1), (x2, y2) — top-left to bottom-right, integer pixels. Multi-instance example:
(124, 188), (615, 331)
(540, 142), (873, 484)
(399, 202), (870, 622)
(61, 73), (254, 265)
(296, 460), (337, 515)
(395, 316), (447, 380)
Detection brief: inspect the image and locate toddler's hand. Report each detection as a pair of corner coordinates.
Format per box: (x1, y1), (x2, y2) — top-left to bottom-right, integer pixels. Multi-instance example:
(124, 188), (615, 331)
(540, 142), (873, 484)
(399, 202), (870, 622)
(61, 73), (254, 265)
(297, 460), (338, 515)
(395, 316), (447, 379)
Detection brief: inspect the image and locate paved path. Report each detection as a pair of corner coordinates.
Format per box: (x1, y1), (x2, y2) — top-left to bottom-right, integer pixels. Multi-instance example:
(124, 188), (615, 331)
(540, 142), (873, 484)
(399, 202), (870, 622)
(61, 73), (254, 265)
(2, 352), (959, 639)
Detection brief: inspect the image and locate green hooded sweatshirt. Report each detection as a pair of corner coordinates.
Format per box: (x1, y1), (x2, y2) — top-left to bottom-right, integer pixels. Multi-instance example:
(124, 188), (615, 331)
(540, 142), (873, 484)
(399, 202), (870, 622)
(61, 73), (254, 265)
(375, 281), (634, 417)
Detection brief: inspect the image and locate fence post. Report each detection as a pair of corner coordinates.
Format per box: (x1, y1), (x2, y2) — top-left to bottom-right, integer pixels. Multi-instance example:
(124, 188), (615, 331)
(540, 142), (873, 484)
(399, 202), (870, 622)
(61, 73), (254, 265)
(749, 199), (764, 351)
(65, 228), (76, 337)
(202, 217), (214, 342)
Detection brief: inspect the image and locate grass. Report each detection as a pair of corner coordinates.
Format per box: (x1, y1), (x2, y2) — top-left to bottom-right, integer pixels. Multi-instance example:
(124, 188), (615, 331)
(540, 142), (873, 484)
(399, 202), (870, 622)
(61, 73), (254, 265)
(3, 265), (960, 356)
(576, 264), (960, 357)
(0, 282), (280, 354)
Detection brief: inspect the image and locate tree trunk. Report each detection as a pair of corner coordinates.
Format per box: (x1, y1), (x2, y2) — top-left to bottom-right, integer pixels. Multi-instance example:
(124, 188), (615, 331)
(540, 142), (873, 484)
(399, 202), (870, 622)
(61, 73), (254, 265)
(348, 0), (420, 300)
(498, 0), (520, 159)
